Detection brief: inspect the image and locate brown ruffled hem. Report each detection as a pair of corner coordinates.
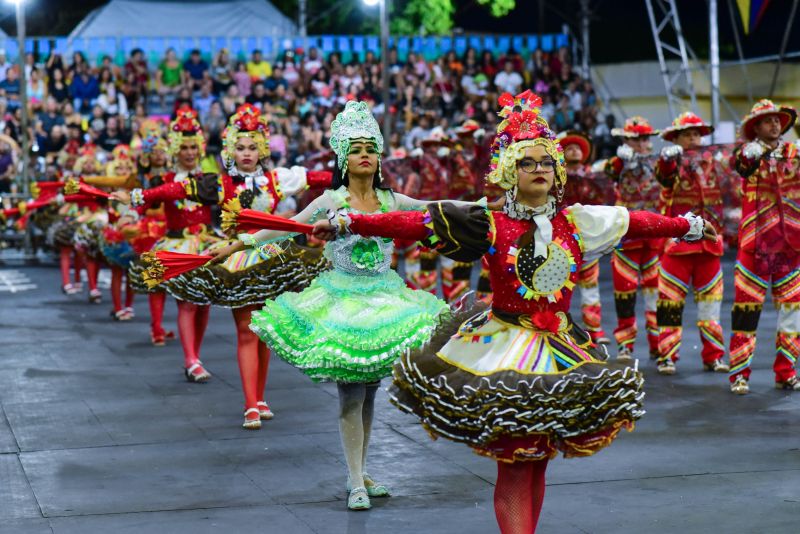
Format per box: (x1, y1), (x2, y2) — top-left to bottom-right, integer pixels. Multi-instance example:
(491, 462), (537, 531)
(388, 303), (645, 458)
(129, 242), (329, 306)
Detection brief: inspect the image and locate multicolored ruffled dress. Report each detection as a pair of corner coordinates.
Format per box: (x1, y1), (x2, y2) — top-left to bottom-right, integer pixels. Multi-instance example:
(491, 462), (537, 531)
(72, 203), (108, 261)
(127, 169), (222, 295)
(340, 201), (698, 462)
(249, 186), (450, 383)
(135, 166), (331, 307)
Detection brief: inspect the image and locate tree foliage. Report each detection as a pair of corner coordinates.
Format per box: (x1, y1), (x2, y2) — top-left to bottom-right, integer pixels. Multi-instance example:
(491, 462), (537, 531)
(272, 0), (518, 35)
(476, 0), (516, 18)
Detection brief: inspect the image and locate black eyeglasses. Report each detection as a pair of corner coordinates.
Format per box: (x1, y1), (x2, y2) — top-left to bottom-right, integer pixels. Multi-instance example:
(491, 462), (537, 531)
(518, 158), (555, 173)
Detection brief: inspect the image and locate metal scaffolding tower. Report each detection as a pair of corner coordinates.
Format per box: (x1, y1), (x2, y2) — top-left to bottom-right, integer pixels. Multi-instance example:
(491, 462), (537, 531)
(644, 0), (698, 118)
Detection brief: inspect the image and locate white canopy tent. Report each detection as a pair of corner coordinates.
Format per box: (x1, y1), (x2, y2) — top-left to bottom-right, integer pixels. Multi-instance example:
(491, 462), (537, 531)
(69, 0), (297, 39)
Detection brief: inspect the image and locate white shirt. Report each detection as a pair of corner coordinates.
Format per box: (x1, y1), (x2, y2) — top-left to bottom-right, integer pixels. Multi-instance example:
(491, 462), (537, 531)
(494, 71), (523, 94)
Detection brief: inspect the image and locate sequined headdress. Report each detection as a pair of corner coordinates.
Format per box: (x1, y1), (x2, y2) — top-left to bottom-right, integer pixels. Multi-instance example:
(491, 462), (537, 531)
(329, 101), (384, 177)
(168, 107), (205, 157)
(486, 90), (566, 195)
(222, 103), (271, 167)
(73, 144), (102, 175)
(107, 144), (133, 176)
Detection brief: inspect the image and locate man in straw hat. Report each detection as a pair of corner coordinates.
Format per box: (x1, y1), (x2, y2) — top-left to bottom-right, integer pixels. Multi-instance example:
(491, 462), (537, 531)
(605, 116), (663, 361)
(653, 112), (728, 376)
(558, 130), (611, 345)
(728, 99), (800, 395)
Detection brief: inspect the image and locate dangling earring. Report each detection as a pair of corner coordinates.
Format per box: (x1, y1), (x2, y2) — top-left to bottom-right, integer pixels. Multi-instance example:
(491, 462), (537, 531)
(555, 182), (565, 204)
(342, 159), (349, 184)
(377, 159), (383, 183)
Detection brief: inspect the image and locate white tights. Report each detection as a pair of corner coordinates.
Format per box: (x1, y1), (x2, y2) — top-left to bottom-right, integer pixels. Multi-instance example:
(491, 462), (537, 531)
(337, 382), (379, 487)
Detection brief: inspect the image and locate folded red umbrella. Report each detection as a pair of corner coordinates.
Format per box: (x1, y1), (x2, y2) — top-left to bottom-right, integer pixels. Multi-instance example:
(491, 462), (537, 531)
(221, 198), (313, 237)
(64, 178), (111, 199)
(139, 250), (213, 288)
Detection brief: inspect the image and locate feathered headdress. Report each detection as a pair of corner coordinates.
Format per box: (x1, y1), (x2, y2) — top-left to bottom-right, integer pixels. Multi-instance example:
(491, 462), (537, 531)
(168, 107), (205, 157)
(222, 103), (271, 166)
(486, 90), (566, 192)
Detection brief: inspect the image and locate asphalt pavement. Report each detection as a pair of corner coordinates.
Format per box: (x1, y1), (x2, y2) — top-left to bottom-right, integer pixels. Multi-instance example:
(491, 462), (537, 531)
(0, 255), (798, 534)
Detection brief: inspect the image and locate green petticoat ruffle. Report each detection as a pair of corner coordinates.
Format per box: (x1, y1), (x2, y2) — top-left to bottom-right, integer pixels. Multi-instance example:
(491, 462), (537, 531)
(250, 269), (449, 383)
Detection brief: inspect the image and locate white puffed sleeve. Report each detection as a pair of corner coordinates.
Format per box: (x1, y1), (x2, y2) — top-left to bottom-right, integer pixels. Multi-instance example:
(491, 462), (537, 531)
(566, 204), (629, 262)
(273, 165), (308, 196)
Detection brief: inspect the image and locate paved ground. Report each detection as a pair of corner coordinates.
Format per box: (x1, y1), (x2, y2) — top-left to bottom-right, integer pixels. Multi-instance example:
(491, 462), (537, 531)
(1, 255), (799, 534)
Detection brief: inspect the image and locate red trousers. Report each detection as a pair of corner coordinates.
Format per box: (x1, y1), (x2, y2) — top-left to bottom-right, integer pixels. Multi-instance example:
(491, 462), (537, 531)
(611, 242), (660, 354)
(656, 251), (724, 364)
(729, 249), (800, 382)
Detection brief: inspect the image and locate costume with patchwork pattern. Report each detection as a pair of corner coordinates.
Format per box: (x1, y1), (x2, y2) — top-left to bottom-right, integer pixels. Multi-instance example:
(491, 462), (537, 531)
(605, 117), (663, 358)
(728, 100), (800, 392)
(654, 113), (727, 373)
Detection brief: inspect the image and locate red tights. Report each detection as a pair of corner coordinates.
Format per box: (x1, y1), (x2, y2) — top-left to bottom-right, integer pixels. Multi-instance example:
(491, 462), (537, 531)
(149, 292), (167, 337)
(232, 305), (271, 410)
(79, 253), (100, 291)
(176, 300), (210, 369)
(110, 267), (135, 313)
(494, 460), (549, 534)
(59, 246), (83, 286)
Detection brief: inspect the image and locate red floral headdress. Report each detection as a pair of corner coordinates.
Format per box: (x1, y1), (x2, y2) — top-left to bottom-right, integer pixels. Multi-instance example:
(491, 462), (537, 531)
(660, 112), (714, 142)
(487, 90), (566, 191)
(222, 103), (271, 165)
(168, 106), (206, 157)
(611, 116), (659, 138)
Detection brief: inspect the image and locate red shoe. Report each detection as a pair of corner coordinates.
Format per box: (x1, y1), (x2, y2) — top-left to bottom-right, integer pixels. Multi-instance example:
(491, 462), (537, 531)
(151, 331), (165, 346)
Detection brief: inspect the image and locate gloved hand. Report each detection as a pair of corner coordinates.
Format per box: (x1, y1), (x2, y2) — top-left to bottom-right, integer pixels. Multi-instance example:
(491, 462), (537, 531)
(616, 144), (634, 161)
(660, 145), (683, 160)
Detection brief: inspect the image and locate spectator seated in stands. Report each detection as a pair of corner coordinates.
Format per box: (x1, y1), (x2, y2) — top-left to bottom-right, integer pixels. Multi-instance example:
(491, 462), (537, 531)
(38, 97), (65, 133)
(245, 81), (268, 110)
(95, 116), (131, 153)
(70, 63), (100, 114)
(156, 47), (183, 109)
(124, 48), (149, 105)
(0, 65), (22, 110)
(493, 59), (523, 94)
(183, 48), (209, 92)
(246, 49), (272, 81)
(264, 66), (288, 100)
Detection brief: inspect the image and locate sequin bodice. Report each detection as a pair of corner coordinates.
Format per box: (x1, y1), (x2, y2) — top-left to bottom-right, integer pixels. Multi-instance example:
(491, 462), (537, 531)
(486, 212), (582, 315)
(324, 186), (396, 276)
(324, 234), (393, 276)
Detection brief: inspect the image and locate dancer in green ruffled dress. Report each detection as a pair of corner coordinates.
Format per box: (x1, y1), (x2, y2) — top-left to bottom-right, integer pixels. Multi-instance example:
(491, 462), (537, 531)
(217, 101), (464, 511)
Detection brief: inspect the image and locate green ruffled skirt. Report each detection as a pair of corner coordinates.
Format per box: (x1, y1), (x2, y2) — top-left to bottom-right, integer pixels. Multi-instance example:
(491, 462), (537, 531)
(250, 269), (449, 383)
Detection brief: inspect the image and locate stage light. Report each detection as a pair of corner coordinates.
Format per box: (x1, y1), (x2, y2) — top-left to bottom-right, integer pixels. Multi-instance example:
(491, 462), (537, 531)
(363, 0), (380, 6)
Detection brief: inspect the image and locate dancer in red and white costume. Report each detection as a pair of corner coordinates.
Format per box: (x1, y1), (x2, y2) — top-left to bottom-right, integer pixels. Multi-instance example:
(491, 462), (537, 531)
(728, 100), (800, 394)
(558, 130), (610, 344)
(654, 112), (728, 375)
(604, 117), (662, 360)
(114, 108), (219, 382)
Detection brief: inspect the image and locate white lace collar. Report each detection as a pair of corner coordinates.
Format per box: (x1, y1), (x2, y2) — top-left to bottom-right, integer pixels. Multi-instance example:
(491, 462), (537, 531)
(503, 191), (557, 259)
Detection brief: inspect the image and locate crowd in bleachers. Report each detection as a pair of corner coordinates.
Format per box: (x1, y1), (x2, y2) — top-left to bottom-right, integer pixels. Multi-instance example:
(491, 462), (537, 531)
(0, 42), (613, 198)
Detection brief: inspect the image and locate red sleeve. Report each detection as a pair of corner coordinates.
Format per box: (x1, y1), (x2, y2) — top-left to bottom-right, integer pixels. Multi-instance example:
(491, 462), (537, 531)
(348, 211), (430, 241)
(733, 145), (759, 178)
(306, 170), (332, 190)
(655, 158), (678, 187)
(604, 157), (623, 180)
(142, 181), (187, 205)
(625, 211), (690, 239)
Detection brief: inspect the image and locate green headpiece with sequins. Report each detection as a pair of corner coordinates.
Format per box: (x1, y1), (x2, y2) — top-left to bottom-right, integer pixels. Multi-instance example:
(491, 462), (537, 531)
(329, 101), (384, 173)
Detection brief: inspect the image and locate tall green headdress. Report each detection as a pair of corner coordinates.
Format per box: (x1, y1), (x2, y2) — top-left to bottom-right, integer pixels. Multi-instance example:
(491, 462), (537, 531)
(329, 101), (384, 180)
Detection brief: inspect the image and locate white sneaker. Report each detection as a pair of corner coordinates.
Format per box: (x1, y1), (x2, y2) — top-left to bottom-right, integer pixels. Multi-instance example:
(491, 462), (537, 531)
(730, 376), (749, 395)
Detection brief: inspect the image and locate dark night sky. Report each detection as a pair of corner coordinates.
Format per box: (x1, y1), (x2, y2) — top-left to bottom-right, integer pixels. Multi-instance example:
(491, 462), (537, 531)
(0, 0), (797, 63)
